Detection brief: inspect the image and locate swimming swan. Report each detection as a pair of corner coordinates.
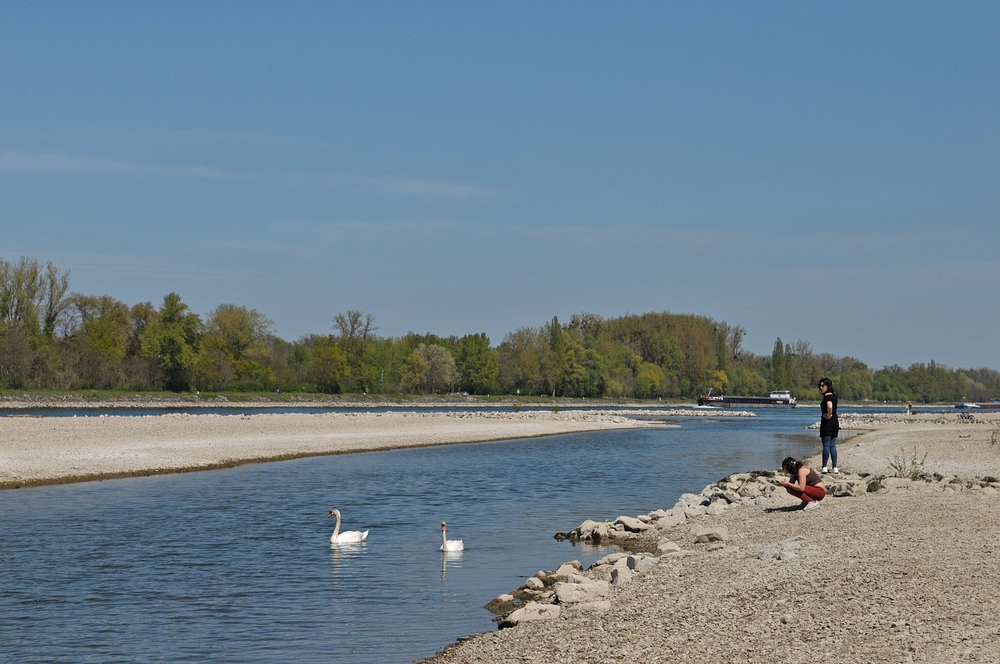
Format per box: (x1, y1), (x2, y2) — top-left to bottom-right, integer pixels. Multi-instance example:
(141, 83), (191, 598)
(440, 521), (464, 551)
(327, 509), (368, 544)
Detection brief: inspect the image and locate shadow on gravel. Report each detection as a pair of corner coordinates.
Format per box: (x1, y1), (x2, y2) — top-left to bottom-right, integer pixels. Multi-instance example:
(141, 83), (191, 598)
(764, 504), (806, 513)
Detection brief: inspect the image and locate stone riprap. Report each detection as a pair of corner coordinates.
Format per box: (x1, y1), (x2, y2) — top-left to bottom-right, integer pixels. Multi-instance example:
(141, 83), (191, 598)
(431, 417), (1000, 663)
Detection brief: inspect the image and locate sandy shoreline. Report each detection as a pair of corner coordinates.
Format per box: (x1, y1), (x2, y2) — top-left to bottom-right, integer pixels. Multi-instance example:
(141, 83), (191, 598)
(0, 410), (658, 489)
(427, 412), (1000, 663)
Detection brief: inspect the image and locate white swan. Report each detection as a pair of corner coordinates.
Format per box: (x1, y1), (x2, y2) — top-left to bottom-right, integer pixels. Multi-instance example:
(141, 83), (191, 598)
(440, 521), (464, 551)
(327, 509), (368, 544)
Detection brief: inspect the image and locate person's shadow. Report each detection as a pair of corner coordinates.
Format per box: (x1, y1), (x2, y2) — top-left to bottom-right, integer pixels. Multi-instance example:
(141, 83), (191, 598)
(764, 504), (805, 513)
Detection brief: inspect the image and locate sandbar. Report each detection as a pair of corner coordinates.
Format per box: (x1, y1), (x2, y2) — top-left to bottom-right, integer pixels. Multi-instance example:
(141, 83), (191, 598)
(0, 410), (653, 489)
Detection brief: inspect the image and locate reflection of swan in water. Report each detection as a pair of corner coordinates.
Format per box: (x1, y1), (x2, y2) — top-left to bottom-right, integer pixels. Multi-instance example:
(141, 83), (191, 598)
(441, 549), (463, 582)
(327, 509), (369, 544)
(440, 521), (464, 551)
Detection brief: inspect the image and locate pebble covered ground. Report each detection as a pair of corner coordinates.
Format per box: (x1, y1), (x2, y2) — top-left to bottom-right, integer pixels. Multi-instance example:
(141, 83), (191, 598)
(426, 415), (1000, 664)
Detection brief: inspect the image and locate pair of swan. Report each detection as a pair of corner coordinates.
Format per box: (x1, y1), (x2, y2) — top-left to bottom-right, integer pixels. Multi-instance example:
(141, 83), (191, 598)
(326, 509), (463, 551)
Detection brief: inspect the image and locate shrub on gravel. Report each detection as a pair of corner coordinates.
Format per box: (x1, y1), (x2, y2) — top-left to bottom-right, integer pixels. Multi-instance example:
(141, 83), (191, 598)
(888, 447), (929, 480)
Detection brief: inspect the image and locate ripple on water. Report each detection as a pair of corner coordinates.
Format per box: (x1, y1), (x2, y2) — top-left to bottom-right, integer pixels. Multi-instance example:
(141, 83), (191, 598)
(0, 408), (845, 662)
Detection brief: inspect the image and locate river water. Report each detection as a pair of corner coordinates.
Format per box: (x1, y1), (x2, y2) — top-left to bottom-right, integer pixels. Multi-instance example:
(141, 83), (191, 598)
(1, 408), (854, 662)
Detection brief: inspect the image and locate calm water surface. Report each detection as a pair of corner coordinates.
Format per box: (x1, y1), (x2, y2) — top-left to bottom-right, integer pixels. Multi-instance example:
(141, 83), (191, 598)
(1, 409), (850, 662)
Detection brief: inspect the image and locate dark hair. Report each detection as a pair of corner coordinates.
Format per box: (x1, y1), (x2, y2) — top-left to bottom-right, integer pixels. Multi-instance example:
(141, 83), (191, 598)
(818, 377), (833, 391)
(781, 456), (802, 476)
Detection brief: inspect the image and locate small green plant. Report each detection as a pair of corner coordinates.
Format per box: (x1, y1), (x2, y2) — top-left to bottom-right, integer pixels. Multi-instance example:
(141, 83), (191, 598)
(888, 447), (929, 480)
(550, 404), (560, 414)
(512, 402), (522, 413)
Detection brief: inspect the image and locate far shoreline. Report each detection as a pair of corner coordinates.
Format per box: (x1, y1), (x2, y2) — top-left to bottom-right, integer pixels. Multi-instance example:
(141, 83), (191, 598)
(0, 390), (941, 411)
(0, 410), (664, 491)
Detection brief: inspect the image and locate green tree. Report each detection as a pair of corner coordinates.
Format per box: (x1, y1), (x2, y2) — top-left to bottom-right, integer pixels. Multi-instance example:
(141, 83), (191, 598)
(308, 341), (350, 393)
(771, 337), (788, 389)
(401, 348), (431, 392)
(456, 333), (499, 394)
(140, 293), (202, 391)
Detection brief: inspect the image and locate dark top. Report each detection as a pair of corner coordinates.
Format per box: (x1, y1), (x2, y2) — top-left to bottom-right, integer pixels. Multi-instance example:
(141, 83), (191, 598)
(820, 391), (839, 437)
(790, 468), (823, 487)
(805, 468), (822, 486)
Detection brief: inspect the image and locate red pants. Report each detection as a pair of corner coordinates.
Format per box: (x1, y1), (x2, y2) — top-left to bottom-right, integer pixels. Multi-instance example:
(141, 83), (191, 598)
(786, 484), (826, 503)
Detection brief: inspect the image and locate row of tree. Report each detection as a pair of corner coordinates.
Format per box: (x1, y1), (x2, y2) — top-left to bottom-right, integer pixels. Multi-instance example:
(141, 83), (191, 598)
(2, 255), (998, 402)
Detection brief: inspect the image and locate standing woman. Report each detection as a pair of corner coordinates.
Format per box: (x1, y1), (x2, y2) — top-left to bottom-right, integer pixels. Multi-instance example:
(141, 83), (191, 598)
(818, 377), (839, 473)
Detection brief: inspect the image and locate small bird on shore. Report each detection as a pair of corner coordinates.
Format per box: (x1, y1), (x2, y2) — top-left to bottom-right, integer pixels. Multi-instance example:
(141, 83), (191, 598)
(327, 508), (369, 544)
(440, 521), (464, 551)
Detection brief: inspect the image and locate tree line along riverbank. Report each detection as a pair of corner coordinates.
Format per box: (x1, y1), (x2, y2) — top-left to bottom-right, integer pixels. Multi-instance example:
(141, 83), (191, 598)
(3, 255), (999, 403)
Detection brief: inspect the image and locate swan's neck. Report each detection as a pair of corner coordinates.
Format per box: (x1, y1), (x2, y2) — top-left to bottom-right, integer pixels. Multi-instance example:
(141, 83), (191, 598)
(332, 513), (341, 538)
(441, 527), (447, 546)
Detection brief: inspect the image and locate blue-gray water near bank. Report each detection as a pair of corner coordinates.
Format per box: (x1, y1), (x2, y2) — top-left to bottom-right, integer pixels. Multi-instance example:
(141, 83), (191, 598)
(1, 409), (854, 662)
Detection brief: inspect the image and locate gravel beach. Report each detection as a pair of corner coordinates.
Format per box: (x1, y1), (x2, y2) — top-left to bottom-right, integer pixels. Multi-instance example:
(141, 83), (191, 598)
(427, 412), (1000, 664)
(0, 410), (654, 489)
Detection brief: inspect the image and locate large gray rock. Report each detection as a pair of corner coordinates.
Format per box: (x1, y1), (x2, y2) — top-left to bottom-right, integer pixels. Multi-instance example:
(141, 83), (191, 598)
(684, 506), (707, 518)
(512, 587), (552, 603)
(721, 489), (741, 504)
(690, 525), (729, 543)
(706, 500), (728, 516)
(655, 539), (682, 556)
(554, 561), (582, 580)
(592, 552), (629, 567)
(564, 573), (592, 585)
(679, 492), (708, 507)
(628, 554), (657, 574)
(654, 511), (685, 531)
(615, 515), (651, 532)
(738, 484), (761, 499)
(610, 565), (632, 585)
(883, 477), (913, 489)
(554, 580), (610, 604)
(499, 602), (561, 628)
(575, 519), (602, 537)
(522, 576), (544, 590)
(484, 593), (515, 614)
(590, 564), (613, 582)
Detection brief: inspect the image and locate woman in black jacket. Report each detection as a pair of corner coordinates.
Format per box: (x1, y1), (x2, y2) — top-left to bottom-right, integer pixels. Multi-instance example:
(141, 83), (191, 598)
(818, 377), (839, 473)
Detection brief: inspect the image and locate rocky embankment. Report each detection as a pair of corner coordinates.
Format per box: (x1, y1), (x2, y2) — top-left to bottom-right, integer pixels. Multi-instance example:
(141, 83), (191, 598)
(428, 419), (1000, 662)
(479, 469), (895, 629)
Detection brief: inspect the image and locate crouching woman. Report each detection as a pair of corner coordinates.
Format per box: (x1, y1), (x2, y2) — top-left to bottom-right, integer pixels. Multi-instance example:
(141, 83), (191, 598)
(778, 456), (826, 511)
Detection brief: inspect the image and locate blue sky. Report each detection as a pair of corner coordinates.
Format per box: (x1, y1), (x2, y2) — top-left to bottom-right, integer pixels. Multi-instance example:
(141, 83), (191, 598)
(1, 2), (998, 370)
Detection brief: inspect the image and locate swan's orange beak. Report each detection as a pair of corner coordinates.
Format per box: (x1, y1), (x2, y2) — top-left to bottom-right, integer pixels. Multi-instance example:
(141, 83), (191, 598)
(326, 511), (334, 518)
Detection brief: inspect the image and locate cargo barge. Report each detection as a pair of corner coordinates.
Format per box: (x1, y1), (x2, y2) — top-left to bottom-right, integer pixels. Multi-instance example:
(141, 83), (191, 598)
(955, 400), (1000, 410)
(697, 390), (797, 408)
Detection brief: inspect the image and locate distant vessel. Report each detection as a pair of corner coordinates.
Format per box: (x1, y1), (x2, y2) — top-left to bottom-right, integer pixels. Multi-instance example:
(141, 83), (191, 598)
(697, 390), (797, 408)
(956, 400), (1000, 410)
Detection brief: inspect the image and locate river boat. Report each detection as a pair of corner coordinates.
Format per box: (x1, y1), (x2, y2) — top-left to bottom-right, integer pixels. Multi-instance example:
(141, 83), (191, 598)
(956, 400), (1000, 410)
(697, 390), (797, 409)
